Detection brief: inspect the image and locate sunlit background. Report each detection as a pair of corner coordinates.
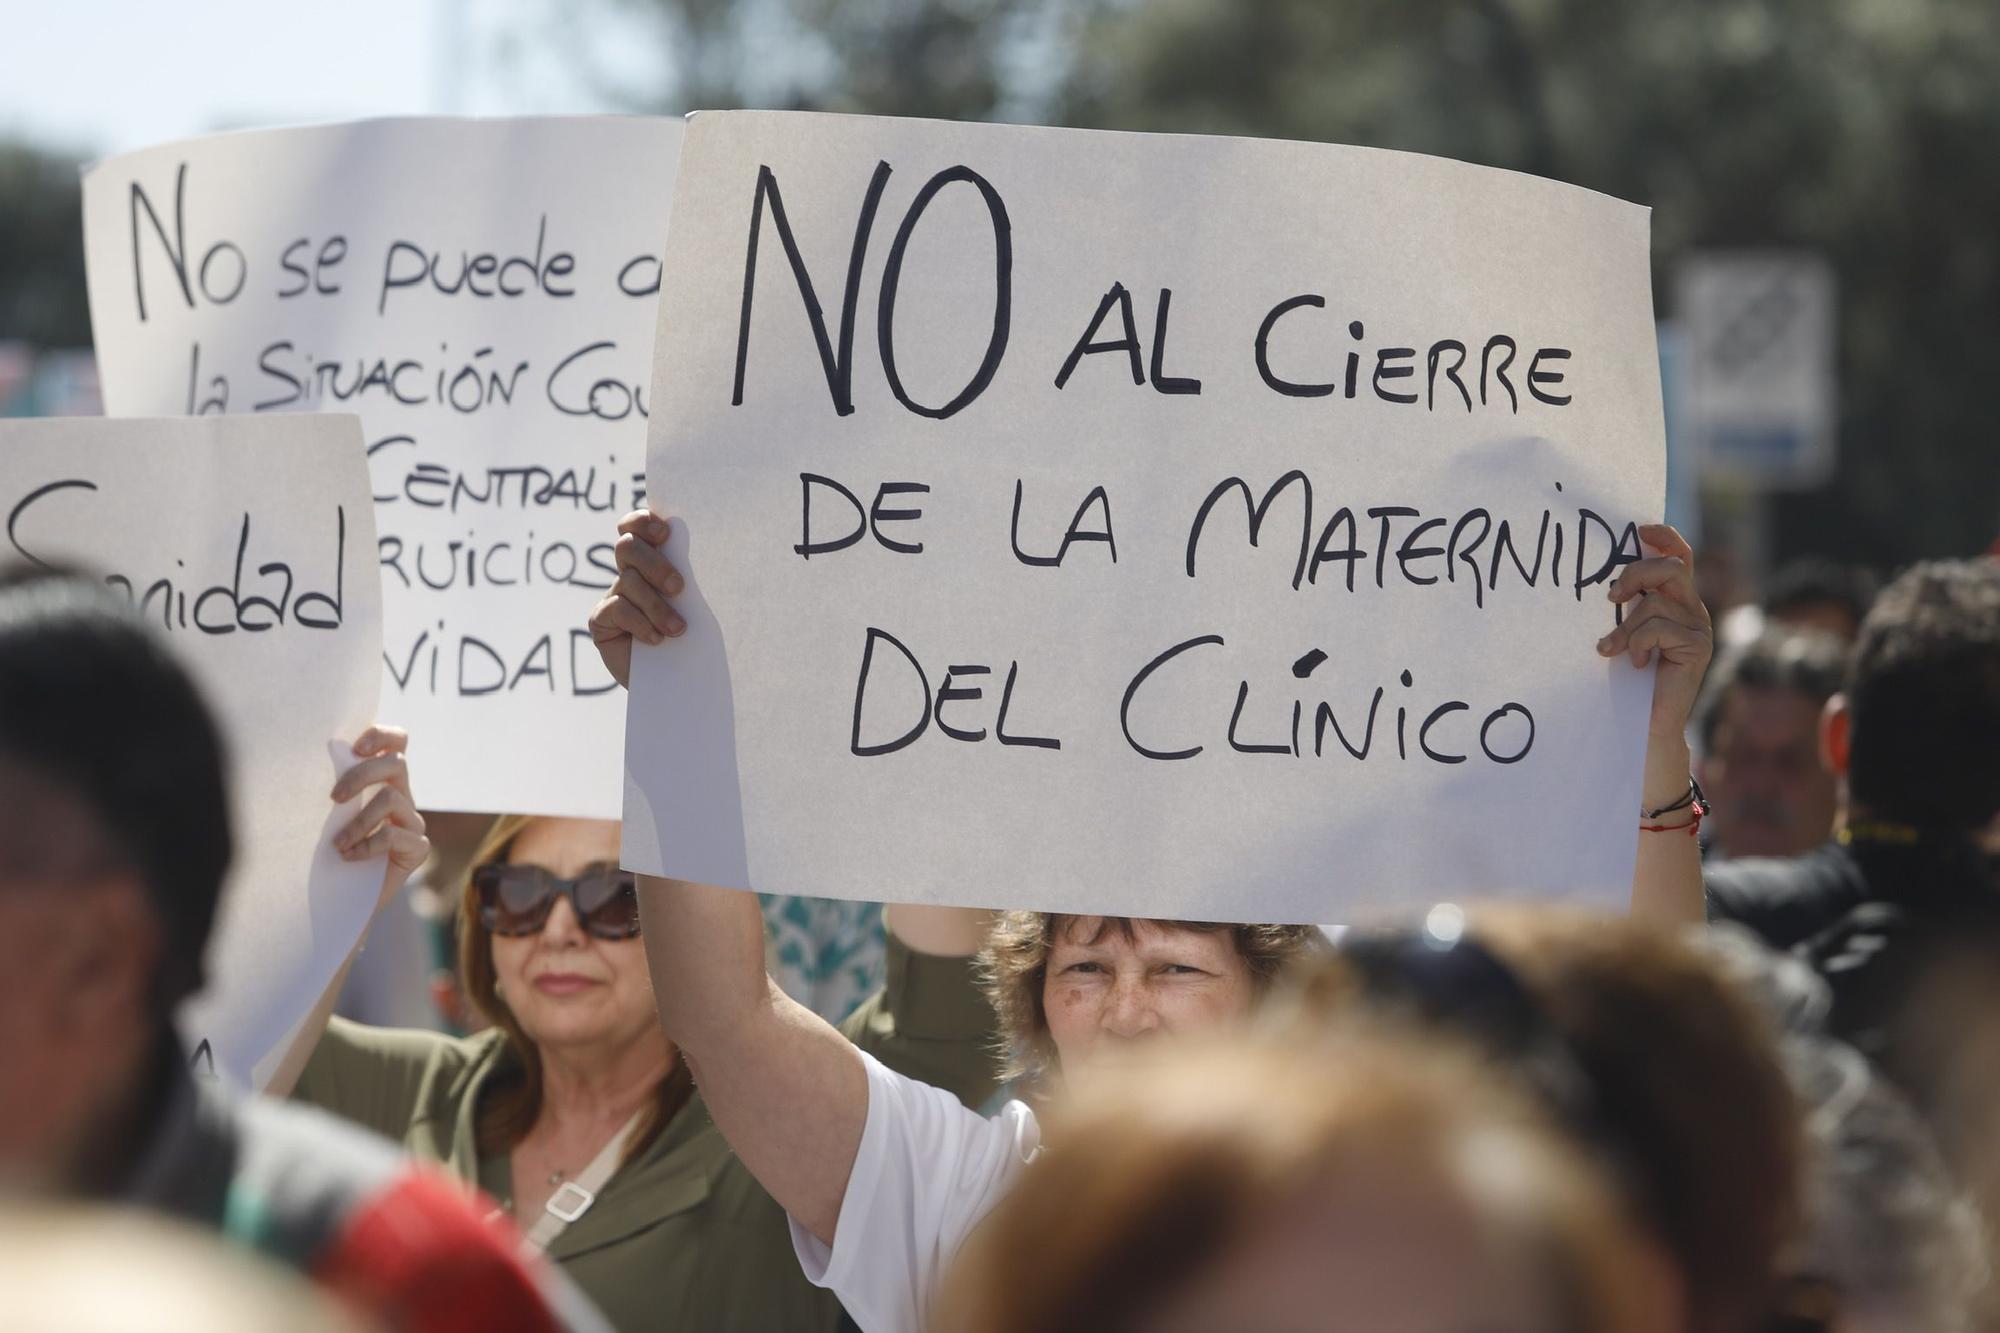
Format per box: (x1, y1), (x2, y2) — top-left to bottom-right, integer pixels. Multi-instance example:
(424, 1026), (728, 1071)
(3, 0), (1996, 592)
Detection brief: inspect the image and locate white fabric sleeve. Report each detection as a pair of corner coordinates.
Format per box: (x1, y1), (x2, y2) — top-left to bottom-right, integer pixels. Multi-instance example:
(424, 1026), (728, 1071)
(789, 1049), (1038, 1333)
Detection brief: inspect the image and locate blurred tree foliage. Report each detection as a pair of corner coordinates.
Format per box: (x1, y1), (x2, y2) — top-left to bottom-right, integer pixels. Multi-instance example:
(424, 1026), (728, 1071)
(0, 141), (91, 347)
(4, 3), (1991, 563)
(1057, 0), (2000, 567)
(610, 0), (2000, 567)
(592, 0), (1067, 120)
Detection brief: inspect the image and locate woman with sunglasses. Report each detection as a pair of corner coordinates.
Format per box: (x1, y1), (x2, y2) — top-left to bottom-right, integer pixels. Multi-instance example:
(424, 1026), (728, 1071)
(281, 811), (1003, 1333)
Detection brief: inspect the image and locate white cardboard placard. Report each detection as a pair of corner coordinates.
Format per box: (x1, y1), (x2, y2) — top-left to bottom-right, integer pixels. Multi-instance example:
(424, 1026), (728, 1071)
(0, 414), (382, 1086)
(625, 111), (1665, 922)
(82, 116), (683, 818)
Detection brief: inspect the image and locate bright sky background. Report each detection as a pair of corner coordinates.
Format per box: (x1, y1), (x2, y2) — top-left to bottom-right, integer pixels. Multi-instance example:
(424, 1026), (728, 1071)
(0, 0), (660, 159)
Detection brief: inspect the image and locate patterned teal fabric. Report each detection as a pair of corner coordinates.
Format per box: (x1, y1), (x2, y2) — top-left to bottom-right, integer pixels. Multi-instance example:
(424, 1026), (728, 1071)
(759, 894), (886, 1024)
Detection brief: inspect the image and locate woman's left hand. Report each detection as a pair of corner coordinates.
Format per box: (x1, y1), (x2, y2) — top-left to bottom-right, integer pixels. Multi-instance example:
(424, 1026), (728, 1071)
(1604, 526), (1712, 925)
(331, 725), (430, 909)
(1597, 524), (1713, 748)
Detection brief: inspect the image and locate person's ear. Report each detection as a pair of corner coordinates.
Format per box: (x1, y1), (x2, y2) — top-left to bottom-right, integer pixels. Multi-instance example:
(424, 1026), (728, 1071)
(1820, 694), (1851, 778)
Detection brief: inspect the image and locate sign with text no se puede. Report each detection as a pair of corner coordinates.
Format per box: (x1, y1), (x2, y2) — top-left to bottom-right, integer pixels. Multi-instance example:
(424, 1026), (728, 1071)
(83, 117), (682, 819)
(623, 111), (1666, 922)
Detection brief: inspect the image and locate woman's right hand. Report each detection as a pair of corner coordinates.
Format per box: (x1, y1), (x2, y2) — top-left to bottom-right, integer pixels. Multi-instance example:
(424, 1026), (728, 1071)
(588, 509), (687, 688)
(331, 725), (430, 911)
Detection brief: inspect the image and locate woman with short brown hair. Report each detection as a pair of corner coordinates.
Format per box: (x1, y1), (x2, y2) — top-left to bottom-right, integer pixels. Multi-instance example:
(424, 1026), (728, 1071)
(979, 913), (1322, 1083)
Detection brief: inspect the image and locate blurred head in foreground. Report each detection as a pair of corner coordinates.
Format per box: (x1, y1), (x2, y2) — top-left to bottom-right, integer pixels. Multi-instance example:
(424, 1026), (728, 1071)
(943, 1023), (1675, 1333)
(0, 1206), (372, 1333)
(1695, 927), (1988, 1333)
(1296, 909), (1803, 1333)
(0, 567), (231, 1192)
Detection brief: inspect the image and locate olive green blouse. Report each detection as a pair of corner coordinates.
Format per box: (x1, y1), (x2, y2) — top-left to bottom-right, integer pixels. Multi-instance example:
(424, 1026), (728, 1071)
(295, 937), (1000, 1333)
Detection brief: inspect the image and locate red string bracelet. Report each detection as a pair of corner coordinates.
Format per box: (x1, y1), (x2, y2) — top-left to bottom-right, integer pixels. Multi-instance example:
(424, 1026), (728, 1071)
(1641, 792), (1708, 837)
(1641, 813), (1702, 837)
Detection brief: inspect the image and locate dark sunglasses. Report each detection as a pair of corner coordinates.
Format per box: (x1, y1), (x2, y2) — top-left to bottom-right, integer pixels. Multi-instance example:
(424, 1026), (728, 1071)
(1338, 922), (1670, 1230)
(1338, 927), (1554, 1058)
(472, 862), (641, 940)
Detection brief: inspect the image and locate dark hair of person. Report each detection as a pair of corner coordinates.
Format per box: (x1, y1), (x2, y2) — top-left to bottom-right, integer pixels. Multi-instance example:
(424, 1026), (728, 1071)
(457, 815), (693, 1164)
(1696, 927), (1987, 1333)
(1696, 628), (1848, 751)
(1484, 912), (1802, 1333)
(1845, 559), (2000, 831)
(0, 564), (232, 1009)
(1763, 560), (1876, 632)
(941, 1023), (1672, 1333)
(1296, 910), (1803, 1333)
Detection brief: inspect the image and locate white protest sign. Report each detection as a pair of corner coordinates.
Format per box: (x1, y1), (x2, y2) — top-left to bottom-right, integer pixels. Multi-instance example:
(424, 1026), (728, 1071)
(0, 414), (382, 1086)
(82, 116), (682, 818)
(625, 112), (1665, 922)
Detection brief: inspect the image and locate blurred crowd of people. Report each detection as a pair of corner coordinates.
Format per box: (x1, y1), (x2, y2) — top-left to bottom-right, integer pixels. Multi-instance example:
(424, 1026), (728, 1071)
(2, 492), (1998, 1333)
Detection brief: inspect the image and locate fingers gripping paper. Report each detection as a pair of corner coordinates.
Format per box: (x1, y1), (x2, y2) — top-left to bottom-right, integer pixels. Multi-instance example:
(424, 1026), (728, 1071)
(624, 112), (1665, 921)
(81, 116), (682, 818)
(0, 416), (382, 1086)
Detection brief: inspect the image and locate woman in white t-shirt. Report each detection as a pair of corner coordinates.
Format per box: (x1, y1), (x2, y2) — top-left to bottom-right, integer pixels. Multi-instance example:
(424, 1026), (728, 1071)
(586, 509), (1716, 1333)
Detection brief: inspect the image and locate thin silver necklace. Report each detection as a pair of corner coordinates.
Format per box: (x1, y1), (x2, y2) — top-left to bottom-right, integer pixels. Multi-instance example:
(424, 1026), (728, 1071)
(536, 1097), (649, 1189)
